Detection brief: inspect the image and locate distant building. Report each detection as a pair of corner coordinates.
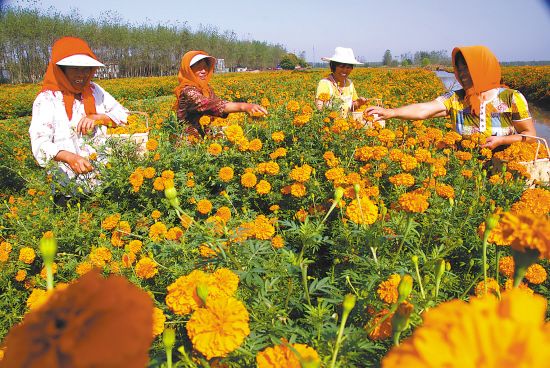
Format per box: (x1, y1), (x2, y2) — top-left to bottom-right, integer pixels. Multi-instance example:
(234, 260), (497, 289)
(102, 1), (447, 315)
(216, 58), (228, 73)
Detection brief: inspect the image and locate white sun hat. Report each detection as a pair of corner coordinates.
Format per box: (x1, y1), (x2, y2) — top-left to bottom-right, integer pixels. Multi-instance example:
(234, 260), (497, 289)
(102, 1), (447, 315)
(190, 53), (216, 66)
(56, 54), (104, 67)
(322, 47), (363, 65)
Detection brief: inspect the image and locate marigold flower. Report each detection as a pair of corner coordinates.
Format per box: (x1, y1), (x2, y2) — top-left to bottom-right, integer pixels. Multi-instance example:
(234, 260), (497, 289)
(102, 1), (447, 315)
(400, 154), (418, 171)
(208, 143), (223, 155)
(219, 166), (234, 182)
(197, 199), (213, 214)
(271, 131), (285, 142)
(76, 261), (94, 275)
(435, 183), (455, 199)
(269, 147), (287, 160)
(253, 215), (276, 240)
(127, 239), (143, 254)
(166, 226), (184, 241)
(152, 307), (166, 337)
(18, 247), (36, 264)
(248, 138), (263, 152)
(389, 173), (415, 187)
(15, 269), (27, 282)
(146, 138), (158, 151)
(366, 309), (393, 340)
(149, 221), (168, 242)
(135, 257), (158, 279)
(290, 182), (307, 197)
(525, 263), (548, 284)
(256, 179), (272, 195)
(499, 211), (550, 259)
(382, 289), (550, 367)
(498, 256), (515, 278)
(143, 166), (156, 179)
(0, 241), (13, 262)
(398, 192), (429, 213)
(241, 172), (258, 188)
(225, 124), (244, 143)
(474, 277), (500, 297)
(346, 196), (378, 225)
(377, 274), (401, 304)
(256, 339), (320, 368)
(510, 188), (550, 216)
(289, 164), (313, 183)
(271, 235), (285, 249)
(89, 246), (112, 268)
(215, 206), (232, 223)
(101, 213), (121, 231)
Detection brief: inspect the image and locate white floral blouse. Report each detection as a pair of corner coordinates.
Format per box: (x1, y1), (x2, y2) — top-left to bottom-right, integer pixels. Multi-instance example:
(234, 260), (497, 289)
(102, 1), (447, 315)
(29, 82), (127, 183)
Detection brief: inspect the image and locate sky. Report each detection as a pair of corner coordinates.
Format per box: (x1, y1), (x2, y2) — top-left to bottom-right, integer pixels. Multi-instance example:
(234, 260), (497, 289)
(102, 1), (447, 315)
(4, 0), (550, 62)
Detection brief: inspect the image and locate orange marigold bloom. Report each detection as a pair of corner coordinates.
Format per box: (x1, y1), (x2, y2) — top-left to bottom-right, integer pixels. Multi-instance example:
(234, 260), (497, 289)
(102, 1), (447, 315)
(149, 222), (167, 242)
(525, 263), (548, 285)
(225, 124), (244, 142)
(286, 100), (300, 112)
(18, 247), (36, 264)
(377, 274), (401, 304)
(135, 257), (158, 279)
(510, 188), (550, 217)
(499, 211), (550, 259)
(215, 206), (232, 223)
(295, 208), (308, 222)
(290, 182), (306, 197)
(498, 256), (515, 278)
(289, 164), (313, 183)
(208, 143), (223, 156)
(271, 235), (285, 249)
(89, 246), (112, 268)
(256, 179), (272, 195)
(241, 172), (257, 188)
(127, 240), (143, 254)
(166, 227), (184, 241)
(252, 215), (276, 240)
(248, 138), (263, 152)
(256, 339), (320, 368)
(461, 169), (473, 178)
(76, 261), (93, 275)
(0, 241), (13, 262)
(146, 138), (158, 151)
(323, 151), (339, 167)
(187, 296), (250, 360)
(346, 196), (379, 225)
(269, 147), (287, 160)
(400, 154), (418, 171)
(101, 213), (121, 231)
(152, 307), (166, 337)
(143, 166), (156, 179)
(151, 210), (162, 220)
(382, 289), (550, 368)
(474, 277), (500, 297)
(271, 131), (285, 142)
(389, 173), (415, 187)
(218, 166), (234, 182)
(15, 269), (27, 282)
(366, 309), (393, 341)
(398, 192), (429, 213)
(435, 183), (455, 199)
(161, 170), (175, 179)
(197, 199), (213, 214)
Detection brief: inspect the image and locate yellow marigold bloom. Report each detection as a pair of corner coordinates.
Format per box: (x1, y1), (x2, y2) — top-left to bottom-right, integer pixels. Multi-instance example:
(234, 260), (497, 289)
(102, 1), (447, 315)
(503, 278), (533, 293)
(162, 170), (175, 179)
(269, 147), (287, 160)
(180, 212), (194, 229)
(215, 206), (232, 223)
(271, 235), (285, 249)
(149, 222), (167, 242)
(258, 161), (280, 175)
(89, 246), (112, 268)
(101, 213), (121, 231)
(389, 148), (404, 162)
(398, 192), (429, 213)
(225, 124), (244, 143)
(0, 241), (13, 262)
(153, 177), (166, 191)
(378, 128), (396, 144)
(218, 166), (234, 182)
(151, 210), (162, 220)
(187, 296), (250, 360)
(377, 274), (401, 304)
(241, 172), (258, 188)
(197, 199), (213, 214)
(152, 307), (166, 337)
(253, 215), (276, 240)
(461, 169), (473, 178)
(207, 142), (223, 156)
(269, 204), (280, 212)
(325, 167), (345, 183)
(248, 138), (263, 152)
(525, 263), (548, 285)
(256, 180), (272, 195)
(318, 92), (331, 102)
(346, 196), (379, 225)
(510, 188), (550, 216)
(414, 148), (432, 162)
(455, 150), (473, 161)
(18, 247), (36, 264)
(295, 208), (308, 222)
(289, 164), (313, 183)
(143, 167), (156, 179)
(382, 289), (550, 367)
(442, 131), (462, 145)
(286, 100), (300, 112)
(475, 277), (500, 297)
(121, 252), (136, 268)
(135, 257), (158, 279)
(271, 131), (285, 142)
(76, 261), (93, 275)
(290, 182), (306, 197)
(15, 269), (27, 282)
(212, 268), (240, 296)
(146, 138), (158, 151)
(293, 113), (310, 127)
(26, 288), (50, 311)
(389, 173), (415, 187)
(166, 227), (184, 241)
(435, 183), (455, 199)
(366, 309), (393, 341)
(199, 115), (211, 127)
(499, 211), (550, 259)
(498, 256), (515, 278)
(256, 339), (320, 368)
(126, 240), (142, 254)
(400, 154), (418, 171)
(323, 151), (339, 167)
(478, 220), (509, 245)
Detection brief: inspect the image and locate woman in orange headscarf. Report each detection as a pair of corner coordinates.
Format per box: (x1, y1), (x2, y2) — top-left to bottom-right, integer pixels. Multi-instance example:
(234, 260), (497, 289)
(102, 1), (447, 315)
(174, 50), (267, 139)
(29, 36), (127, 194)
(366, 45), (536, 150)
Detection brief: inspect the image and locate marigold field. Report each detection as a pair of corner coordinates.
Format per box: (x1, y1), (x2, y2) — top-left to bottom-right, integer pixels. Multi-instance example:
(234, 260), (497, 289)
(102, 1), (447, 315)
(1, 67), (549, 367)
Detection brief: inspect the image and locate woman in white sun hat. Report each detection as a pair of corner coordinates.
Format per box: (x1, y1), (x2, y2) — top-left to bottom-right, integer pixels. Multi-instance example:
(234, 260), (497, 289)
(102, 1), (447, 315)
(29, 36), (128, 201)
(315, 47), (368, 116)
(174, 50), (267, 141)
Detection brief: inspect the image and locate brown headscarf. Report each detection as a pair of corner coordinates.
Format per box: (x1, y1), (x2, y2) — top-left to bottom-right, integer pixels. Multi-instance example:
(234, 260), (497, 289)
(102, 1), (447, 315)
(42, 36), (101, 120)
(452, 46), (504, 117)
(174, 50), (216, 102)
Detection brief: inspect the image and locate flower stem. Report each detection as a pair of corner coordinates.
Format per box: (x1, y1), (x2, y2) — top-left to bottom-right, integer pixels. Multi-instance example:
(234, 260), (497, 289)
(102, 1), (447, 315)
(392, 215), (413, 266)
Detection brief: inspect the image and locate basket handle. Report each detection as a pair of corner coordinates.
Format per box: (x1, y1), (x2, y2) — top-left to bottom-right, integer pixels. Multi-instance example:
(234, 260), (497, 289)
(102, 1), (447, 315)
(519, 134), (550, 163)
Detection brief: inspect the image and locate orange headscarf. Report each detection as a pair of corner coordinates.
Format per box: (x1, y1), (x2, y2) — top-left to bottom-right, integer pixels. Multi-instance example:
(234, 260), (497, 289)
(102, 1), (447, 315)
(452, 46), (504, 117)
(174, 50), (216, 103)
(42, 37), (100, 120)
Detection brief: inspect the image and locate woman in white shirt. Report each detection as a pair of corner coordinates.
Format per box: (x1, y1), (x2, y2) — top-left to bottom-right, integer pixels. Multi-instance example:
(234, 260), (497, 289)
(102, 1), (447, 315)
(29, 36), (127, 194)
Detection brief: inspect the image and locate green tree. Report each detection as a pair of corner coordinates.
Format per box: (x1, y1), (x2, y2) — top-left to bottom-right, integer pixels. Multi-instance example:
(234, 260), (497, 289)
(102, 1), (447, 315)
(382, 49), (393, 66)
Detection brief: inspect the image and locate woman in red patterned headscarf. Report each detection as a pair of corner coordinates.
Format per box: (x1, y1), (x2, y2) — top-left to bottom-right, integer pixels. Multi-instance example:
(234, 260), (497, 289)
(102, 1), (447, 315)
(174, 50), (267, 140)
(29, 36), (127, 195)
(366, 45), (536, 150)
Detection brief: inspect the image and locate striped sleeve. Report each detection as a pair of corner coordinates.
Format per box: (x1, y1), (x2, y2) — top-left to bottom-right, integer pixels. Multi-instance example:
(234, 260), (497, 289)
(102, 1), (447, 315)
(511, 90), (531, 121)
(435, 90), (456, 112)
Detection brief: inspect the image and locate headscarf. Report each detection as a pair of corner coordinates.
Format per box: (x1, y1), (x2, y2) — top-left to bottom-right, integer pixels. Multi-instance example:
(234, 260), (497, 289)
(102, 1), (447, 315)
(42, 36), (100, 120)
(174, 50), (216, 103)
(452, 46), (504, 117)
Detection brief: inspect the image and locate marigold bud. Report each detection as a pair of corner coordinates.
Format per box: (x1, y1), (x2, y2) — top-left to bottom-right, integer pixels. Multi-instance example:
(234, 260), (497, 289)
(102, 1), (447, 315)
(343, 294), (356, 313)
(334, 187), (344, 201)
(397, 274), (413, 303)
(39, 233), (57, 264)
(164, 186), (177, 200)
(163, 327), (176, 350)
(196, 283), (208, 304)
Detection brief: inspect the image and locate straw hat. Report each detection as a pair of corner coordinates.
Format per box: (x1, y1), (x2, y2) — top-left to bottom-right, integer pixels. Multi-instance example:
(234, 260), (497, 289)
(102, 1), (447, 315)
(56, 54), (104, 67)
(322, 47), (363, 65)
(190, 54), (216, 66)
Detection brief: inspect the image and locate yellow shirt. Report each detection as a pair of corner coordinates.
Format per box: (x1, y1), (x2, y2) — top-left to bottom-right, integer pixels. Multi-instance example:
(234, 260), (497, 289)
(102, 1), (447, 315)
(316, 76), (359, 116)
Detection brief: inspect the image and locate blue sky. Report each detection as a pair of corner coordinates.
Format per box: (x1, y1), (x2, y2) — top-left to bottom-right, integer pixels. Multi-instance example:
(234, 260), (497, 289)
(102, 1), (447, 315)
(6, 0), (550, 62)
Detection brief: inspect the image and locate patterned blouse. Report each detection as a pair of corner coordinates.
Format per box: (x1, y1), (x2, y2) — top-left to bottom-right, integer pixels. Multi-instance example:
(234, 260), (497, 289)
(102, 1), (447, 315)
(29, 82), (127, 185)
(176, 85), (228, 137)
(436, 88), (531, 137)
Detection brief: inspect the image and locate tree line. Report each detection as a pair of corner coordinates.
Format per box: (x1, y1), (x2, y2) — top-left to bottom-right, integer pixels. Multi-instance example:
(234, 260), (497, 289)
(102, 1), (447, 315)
(0, 6), (288, 84)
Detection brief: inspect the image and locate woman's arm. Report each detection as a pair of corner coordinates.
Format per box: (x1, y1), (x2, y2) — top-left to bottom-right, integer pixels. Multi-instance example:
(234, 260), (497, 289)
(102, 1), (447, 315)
(481, 118), (537, 149)
(366, 99), (448, 121)
(223, 102), (267, 115)
(54, 150), (93, 174)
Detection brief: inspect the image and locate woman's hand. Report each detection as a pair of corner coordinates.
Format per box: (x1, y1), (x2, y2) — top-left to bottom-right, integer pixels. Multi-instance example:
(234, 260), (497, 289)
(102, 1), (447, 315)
(77, 114), (112, 134)
(365, 106), (395, 121)
(481, 136), (505, 150)
(55, 150), (93, 174)
(245, 103), (268, 116)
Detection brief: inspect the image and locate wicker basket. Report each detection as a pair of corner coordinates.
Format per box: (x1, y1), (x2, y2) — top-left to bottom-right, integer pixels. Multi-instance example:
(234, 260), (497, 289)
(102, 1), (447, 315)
(493, 135), (550, 187)
(106, 111), (150, 155)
